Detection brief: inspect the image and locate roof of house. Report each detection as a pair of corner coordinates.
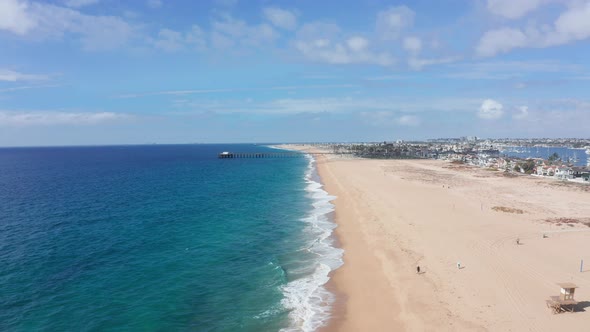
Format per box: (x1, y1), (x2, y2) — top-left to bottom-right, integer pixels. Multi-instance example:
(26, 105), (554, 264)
(558, 282), (578, 289)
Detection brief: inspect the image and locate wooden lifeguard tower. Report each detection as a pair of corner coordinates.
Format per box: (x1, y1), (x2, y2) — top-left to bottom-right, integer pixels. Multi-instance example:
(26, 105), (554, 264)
(546, 283), (578, 314)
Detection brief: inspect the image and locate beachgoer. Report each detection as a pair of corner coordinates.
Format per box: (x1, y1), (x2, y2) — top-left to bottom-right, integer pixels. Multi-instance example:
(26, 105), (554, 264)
(516, 238), (520, 245)
(457, 261), (461, 269)
(417, 266), (421, 274)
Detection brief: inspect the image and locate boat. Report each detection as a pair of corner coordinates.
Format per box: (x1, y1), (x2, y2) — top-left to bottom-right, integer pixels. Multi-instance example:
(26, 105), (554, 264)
(571, 152), (579, 164)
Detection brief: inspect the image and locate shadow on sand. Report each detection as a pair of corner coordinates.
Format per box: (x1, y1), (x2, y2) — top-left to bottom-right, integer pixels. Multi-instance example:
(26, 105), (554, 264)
(574, 301), (590, 312)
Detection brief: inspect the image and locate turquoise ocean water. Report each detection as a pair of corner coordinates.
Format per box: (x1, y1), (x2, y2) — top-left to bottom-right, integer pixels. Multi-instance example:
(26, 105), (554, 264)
(0, 144), (342, 331)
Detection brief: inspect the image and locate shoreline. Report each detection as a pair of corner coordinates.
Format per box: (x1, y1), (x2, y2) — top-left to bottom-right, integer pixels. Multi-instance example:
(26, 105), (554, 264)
(274, 146), (344, 331)
(276, 144), (590, 332)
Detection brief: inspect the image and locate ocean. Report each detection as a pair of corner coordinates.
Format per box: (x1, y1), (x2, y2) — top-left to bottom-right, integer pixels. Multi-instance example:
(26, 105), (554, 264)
(0, 144), (342, 331)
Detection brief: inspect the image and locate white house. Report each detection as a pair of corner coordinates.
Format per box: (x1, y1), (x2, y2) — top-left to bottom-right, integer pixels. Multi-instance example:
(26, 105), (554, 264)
(555, 166), (574, 179)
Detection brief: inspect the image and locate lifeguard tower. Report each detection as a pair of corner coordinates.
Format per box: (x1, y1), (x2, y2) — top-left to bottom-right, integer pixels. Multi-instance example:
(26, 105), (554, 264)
(546, 283), (578, 314)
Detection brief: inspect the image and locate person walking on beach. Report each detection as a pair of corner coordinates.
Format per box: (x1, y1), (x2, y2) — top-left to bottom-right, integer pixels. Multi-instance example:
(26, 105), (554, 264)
(457, 261), (461, 269)
(416, 266), (421, 274)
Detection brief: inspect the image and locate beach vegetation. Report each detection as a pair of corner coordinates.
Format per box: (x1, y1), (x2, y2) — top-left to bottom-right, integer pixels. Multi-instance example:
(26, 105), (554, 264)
(492, 206), (525, 214)
(514, 159), (536, 174)
(548, 152), (560, 162)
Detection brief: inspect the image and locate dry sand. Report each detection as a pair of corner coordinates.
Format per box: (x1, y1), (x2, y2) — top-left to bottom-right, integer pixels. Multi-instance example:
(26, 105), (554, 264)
(278, 145), (590, 332)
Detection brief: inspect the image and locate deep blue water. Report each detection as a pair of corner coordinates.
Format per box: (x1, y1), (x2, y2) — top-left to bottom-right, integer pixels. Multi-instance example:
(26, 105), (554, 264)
(0, 144), (341, 331)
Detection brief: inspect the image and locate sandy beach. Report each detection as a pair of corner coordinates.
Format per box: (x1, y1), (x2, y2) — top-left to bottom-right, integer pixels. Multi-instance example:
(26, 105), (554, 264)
(279, 144), (590, 332)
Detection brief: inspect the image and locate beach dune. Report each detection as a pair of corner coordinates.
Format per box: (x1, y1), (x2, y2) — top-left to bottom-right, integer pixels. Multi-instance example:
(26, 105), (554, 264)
(282, 145), (590, 332)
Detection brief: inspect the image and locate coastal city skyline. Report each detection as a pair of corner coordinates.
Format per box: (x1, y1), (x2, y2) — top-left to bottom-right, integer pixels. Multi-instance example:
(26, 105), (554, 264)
(2, 0), (590, 146)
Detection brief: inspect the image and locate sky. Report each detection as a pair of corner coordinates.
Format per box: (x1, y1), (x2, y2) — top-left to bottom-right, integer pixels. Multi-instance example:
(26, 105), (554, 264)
(1, 0), (590, 146)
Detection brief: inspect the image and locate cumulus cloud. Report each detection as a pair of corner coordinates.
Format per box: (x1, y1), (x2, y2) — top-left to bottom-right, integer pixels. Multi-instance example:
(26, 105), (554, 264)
(0, 0), (37, 35)
(403, 36), (422, 54)
(478, 99), (504, 119)
(513, 106), (529, 119)
(476, 28), (527, 57)
(376, 6), (415, 40)
(263, 7), (297, 30)
(0, 111), (129, 126)
(0, 0), (136, 50)
(477, 2), (590, 56)
(63, 0), (99, 8)
(211, 14), (278, 49)
(294, 23), (395, 66)
(0, 69), (48, 82)
(487, 0), (545, 19)
(152, 25), (206, 52)
(153, 29), (184, 52)
(346, 36), (369, 52)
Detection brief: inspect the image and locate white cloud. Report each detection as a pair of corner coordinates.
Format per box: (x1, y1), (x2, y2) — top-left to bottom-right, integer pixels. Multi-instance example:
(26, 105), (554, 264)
(397, 114), (421, 126)
(147, 0), (162, 9)
(346, 36), (369, 52)
(0, 111), (129, 126)
(294, 23), (395, 66)
(63, 0), (99, 8)
(476, 28), (527, 57)
(376, 6), (415, 40)
(211, 14), (279, 49)
(478, 99), (504, 119)
(185, 25), (206, 49)
(0, 0), (136, 50)
(153, 25), (206, 52)
(0, 0), (37, 35)
(513, 105), (529, 119)
(553, 3), (590, 40)
(477, 2), (590, 56)
(263, 7), (297, 30)
(153, 29), (184, 52)
(210, 31), (234, 49)
(403, 36), (422, 54)
(487, 0), (545, 19)
(408, 56), (461, 70)
(0, 69), (48, 82)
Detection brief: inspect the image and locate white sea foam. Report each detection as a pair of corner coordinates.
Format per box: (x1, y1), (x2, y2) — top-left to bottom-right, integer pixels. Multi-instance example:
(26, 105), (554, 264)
(280, 154), (344, 332)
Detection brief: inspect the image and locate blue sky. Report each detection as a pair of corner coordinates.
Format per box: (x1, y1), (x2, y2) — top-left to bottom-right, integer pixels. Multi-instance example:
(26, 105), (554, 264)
(1, 0), (590, 146)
